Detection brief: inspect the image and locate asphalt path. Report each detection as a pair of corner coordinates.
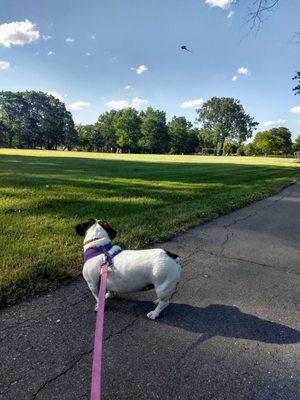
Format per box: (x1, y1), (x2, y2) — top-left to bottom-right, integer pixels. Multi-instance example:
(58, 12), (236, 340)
(1, 183), (300, 400)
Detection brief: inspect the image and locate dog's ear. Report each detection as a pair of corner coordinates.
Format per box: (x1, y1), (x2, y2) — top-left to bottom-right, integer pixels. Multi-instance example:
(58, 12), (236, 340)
(99, 220), (117, 240)
(75, 219), (96, 237)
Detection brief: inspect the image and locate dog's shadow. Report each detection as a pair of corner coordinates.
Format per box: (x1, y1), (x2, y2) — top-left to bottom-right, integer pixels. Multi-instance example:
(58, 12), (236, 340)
(111, 299), (300, 345)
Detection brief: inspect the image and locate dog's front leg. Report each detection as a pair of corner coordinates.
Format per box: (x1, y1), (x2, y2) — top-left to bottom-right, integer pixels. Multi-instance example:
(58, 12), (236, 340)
(86, 281), (99, 310)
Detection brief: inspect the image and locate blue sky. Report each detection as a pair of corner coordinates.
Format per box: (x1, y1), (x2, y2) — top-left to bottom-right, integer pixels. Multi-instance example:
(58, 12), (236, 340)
(1, 0), (300, 139)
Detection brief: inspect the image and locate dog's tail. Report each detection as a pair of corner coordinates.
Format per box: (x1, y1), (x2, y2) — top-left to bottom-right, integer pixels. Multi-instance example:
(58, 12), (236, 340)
(165, 250), (181, 265)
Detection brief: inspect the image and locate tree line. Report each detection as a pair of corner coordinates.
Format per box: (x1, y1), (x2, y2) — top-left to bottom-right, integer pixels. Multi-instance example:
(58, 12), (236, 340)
(75, 97), (260, 154)
(0, 90), (299, 155)
(0, 91), (77, 150)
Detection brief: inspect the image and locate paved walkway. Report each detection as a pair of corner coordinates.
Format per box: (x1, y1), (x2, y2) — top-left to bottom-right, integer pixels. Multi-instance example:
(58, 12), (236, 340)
(1, 184), (300, 400)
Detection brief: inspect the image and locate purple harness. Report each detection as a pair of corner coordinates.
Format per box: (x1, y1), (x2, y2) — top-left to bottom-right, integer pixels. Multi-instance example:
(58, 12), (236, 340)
(84, 243), (122, 265)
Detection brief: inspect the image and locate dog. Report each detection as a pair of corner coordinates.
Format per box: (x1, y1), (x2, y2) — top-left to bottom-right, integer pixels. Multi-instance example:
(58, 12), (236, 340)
(75, 219), (181, 319)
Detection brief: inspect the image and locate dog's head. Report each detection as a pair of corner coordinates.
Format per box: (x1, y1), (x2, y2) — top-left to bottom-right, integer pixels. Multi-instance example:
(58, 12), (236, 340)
(75, 219), (117, 241)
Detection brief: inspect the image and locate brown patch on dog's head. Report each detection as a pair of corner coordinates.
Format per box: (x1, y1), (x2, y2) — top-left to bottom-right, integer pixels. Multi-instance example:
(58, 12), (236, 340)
(75, 219), (96, 237)
(98, 220), (117, 240)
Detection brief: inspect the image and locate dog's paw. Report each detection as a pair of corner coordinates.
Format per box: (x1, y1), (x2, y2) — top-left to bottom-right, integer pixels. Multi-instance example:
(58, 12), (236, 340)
(147, 310), (158, 320)
(105, 291), (115, 300)
(153, 299), (159, 305)
(94, 303), (99, 312)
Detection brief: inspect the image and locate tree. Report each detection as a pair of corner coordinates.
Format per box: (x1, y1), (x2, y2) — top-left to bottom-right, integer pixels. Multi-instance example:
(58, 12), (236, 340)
(0, 91), (77, 150)
(293, 135), (300, 151)
(139, 107), (169, 153)
(252, 127), (293, 155)
(270, 127), (293, 154)
(244, 143), (257, 156)
(245, 0), (281, 33)
(114, 108), (142, 153)
(94, 110), (119, 152)
(196, 97), (258, 154)
(0, 92), (24, 147)
(223, 141), (237, 155)
(76, 124), (94, 151)
(168, 116), (198, 154)
(64, 113), (78, 150)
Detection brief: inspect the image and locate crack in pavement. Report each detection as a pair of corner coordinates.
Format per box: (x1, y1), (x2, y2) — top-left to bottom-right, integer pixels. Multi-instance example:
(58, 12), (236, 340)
(31, 348), (93, 400)
(198, 249), (300, 276)
(104, 315), (140, 342)
(29, 315), (140, 399)
(181, 184), (297, 266)
(219, 184), (297, 257)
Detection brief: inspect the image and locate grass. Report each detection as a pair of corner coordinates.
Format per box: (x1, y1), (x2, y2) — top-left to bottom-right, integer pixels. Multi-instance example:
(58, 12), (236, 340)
(1, 148), (299, 307)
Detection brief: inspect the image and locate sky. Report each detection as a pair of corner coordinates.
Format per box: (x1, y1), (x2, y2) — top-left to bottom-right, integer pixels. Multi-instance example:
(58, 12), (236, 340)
(1, 0), (300, 139)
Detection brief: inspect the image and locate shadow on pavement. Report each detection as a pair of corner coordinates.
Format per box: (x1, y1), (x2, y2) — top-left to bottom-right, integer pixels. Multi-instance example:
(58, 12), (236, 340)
(111, 300), (300, 345)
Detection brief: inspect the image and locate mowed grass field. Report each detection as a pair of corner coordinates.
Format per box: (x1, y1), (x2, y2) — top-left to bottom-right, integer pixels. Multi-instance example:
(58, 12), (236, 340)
(1, 149), (300, 307)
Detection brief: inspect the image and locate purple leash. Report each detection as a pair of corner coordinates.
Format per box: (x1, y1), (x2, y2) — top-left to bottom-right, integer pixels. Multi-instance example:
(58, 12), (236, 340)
(90, 260), (109, 400)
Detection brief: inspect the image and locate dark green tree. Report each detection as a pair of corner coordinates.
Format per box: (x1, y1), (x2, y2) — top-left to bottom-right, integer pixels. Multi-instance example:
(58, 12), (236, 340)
(269, 127), (293, 154)
(139, 107), (169, 153)
(76, 124), (94, 151)
(114, 108), (142, 153)
(168, 116), (198, 154)
(223, 141), (238, 155)
(94, 110), (119, 152)
(0, 91), (77, 149)
(0, 92), (24, 147)
(196, 97), (258, 153)
(64, 112), (78, 150)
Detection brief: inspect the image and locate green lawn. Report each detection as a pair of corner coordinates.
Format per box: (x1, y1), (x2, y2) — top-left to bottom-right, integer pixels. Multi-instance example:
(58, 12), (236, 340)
(1, 148), (299, 307)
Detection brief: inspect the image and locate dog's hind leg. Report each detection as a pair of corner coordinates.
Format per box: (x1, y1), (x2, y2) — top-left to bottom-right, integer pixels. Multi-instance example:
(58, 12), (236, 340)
(105, 291), (115, 300)
(147, 283), (177, 320)
(147, 298), (170, 320)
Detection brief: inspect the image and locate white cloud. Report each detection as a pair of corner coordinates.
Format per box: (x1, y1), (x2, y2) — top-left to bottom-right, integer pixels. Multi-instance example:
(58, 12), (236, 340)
(205, 0), (233, 9)
(47, 91), (64, 102)
(42, 35), (52, 41)
(232, 66), (250, 81)
(0, 61), (10, 70)
(291, 105), (300, 114)
(181, 98), (204, 109)
(0, 20), (39, 47)
(124, 85), (131, 90)
(65, 37), (74, 43)
(86, 52), (91, 56)
(261, 119), (287, 127)
(47, 50), (55, 56)
(237, 67), (249, 75)
(131, 97), (149, 108)
(68, 101), (90, 111)
(90, 34), (96, 40)
(298, 120), (300, 124)
(227, 10), (234, 18)
(105, 97), (149, 110)
(105, 100), (129, 110)
(134, 65), (148, 74)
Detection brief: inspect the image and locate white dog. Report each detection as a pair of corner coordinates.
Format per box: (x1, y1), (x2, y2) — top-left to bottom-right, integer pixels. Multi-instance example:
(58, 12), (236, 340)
(75, 219), (181, 319)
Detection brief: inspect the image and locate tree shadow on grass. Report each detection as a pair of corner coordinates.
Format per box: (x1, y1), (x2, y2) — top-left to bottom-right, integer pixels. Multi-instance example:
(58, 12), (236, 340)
(0, 154), (298, 187)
